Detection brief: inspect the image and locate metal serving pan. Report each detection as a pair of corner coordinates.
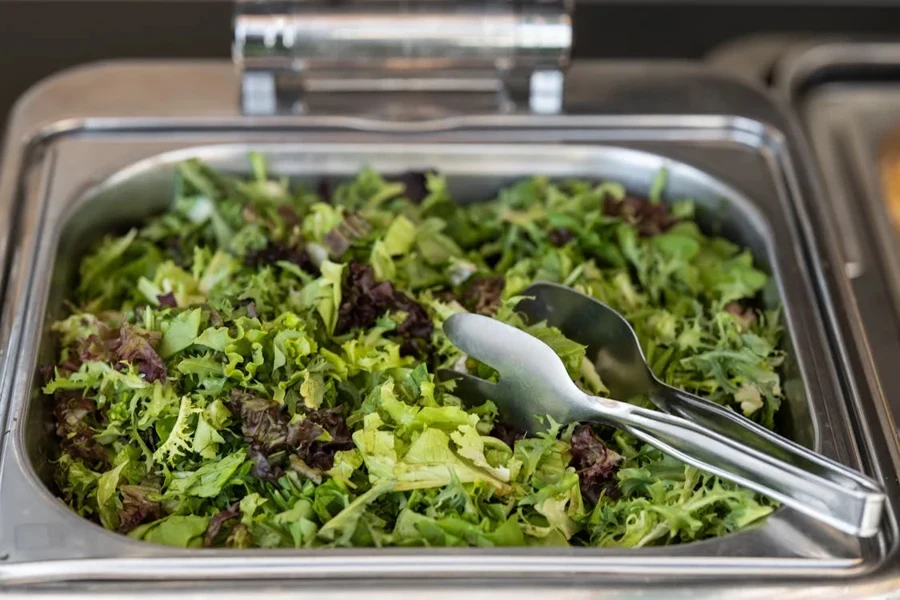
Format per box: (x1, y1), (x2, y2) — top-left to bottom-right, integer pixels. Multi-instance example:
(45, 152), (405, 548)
(7, 141), (821, 560)
(0, 60), (895, 598)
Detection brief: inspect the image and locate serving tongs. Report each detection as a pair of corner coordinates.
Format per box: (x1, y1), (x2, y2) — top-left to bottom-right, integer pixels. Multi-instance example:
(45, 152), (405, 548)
(439, 282), (885, 538)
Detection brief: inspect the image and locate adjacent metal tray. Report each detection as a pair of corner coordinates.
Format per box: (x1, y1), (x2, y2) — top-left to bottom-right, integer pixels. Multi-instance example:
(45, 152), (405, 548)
(0, 60), (896, 598)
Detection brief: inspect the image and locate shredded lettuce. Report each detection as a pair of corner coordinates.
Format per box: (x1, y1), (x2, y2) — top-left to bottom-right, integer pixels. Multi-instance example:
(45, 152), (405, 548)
(45, 157), (782, 548)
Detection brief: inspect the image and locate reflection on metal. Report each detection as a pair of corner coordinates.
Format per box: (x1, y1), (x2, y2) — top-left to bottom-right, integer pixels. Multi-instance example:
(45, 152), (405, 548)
(233, 1), (572, 116)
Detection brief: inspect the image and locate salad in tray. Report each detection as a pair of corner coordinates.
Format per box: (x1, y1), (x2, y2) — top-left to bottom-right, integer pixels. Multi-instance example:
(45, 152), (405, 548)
(45, 154), (784, 548)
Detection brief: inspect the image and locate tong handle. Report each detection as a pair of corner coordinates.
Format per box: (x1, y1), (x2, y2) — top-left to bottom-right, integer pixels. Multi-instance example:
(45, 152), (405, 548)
(594, 399), (884, 537)
(656, 383), (882, 494)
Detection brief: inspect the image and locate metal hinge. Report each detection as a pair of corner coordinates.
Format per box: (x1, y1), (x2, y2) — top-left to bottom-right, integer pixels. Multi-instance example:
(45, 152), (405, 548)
(233, 1), (573, 118)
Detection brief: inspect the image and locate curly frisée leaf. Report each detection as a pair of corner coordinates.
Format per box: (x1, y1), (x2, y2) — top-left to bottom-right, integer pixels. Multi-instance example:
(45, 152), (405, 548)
(152, 396), (198, 464)
(49, 155), (785, 548)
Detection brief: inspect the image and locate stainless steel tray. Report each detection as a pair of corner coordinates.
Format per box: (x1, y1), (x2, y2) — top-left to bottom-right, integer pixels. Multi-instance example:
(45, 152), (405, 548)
(0, 60), (895, 598)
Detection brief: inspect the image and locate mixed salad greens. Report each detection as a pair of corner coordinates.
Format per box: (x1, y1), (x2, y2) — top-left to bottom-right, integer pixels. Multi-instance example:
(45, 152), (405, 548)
(45, 155), (785, 548)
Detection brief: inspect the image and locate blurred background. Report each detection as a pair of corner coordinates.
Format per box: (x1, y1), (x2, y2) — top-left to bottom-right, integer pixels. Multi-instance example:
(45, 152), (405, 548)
(2, 1), (900, 126)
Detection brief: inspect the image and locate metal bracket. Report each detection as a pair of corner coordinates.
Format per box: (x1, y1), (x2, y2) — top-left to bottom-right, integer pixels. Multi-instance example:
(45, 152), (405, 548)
(233, 1), (572, 117)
